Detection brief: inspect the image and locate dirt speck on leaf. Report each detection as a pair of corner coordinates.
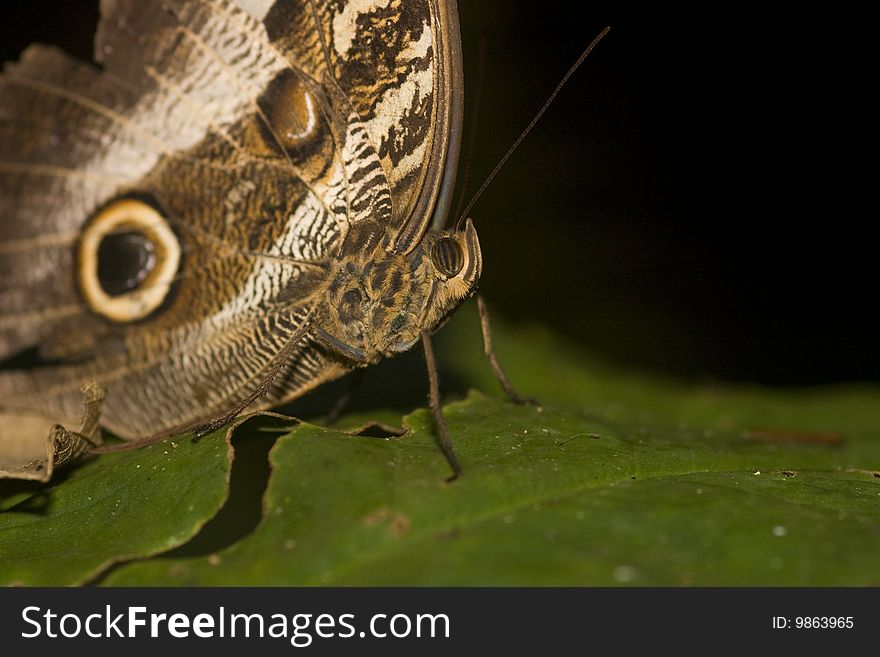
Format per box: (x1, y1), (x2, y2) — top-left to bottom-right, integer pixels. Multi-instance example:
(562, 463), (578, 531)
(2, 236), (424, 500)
(390, 513), (411, 538)
(744, 429), (844, 446)
(168, 563), (188, 578)
(362, 507), (390, 526)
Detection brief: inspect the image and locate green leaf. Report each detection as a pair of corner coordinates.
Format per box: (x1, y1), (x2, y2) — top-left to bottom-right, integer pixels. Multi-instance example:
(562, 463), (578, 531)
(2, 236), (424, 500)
(101, 302), (880, 586)
(0, 428), (231, 586)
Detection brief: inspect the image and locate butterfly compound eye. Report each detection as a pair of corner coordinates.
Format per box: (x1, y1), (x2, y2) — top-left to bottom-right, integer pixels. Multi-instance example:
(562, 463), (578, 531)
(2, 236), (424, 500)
(430, 237), (464, 278)
(77, 198), (181, 322)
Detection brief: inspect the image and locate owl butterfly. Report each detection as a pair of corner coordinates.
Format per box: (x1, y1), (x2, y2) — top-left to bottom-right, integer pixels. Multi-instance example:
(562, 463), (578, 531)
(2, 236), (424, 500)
(0, 0), (529, 481)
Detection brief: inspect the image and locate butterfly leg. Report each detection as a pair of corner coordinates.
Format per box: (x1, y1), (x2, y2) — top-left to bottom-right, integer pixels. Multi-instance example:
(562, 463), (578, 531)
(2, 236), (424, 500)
(476, 294), (537, 406)
(192, 312), (316, 439)
(421, 330), (462, 482)
(0, 382), (104, 481)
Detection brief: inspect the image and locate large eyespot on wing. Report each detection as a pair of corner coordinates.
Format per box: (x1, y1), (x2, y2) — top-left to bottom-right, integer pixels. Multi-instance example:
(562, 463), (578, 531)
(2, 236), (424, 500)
(256, 70), (321, 152)
(77, 197), (181, 322)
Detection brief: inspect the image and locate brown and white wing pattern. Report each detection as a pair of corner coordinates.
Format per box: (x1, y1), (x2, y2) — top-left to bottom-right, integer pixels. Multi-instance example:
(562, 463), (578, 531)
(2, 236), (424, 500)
(0, 0), (461, 464)
(263, 0), (462, 251)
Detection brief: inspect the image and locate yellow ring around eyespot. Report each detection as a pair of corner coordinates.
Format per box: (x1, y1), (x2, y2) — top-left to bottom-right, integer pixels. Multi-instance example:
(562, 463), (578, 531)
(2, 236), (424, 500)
(77, 199), (181, 322)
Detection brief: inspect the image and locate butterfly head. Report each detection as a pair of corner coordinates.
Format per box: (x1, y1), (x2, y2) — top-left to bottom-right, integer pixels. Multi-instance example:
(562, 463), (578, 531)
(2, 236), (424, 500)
(419, 216), (483, 333)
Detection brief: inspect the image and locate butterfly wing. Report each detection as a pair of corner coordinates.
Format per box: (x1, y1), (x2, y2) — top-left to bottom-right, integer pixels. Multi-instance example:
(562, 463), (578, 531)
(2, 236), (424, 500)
(263, 0), (463, 251)
(0, 0), (462, 459)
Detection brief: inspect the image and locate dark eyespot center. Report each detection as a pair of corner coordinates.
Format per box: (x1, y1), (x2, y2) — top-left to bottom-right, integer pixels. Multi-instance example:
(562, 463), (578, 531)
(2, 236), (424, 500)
(431, 237), (464, 277)
(97, 230), (157, 297)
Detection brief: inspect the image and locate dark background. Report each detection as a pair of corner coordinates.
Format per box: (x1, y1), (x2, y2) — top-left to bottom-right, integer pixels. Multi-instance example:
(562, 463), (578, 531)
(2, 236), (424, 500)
(1, 2), (875, 385)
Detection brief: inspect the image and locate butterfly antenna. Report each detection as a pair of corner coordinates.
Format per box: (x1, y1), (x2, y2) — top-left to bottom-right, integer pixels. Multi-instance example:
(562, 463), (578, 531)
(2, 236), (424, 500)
(452, 37), (489, 222)
(454, 26), (610, 229)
